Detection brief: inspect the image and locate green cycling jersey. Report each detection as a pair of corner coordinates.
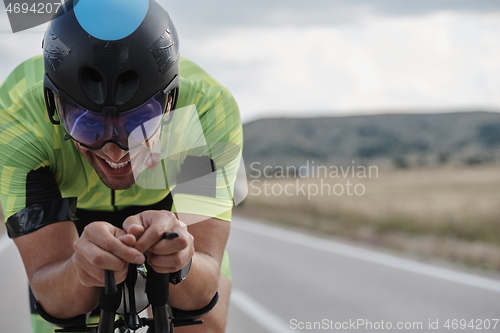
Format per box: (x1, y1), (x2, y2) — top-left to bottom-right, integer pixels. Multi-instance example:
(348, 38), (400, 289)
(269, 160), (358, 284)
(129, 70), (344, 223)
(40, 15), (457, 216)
(0, 55), (243, 237)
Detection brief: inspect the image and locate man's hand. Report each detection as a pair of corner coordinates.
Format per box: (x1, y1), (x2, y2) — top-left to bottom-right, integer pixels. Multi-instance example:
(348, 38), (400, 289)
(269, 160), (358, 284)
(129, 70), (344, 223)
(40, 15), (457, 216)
(123, 210), (194, 274)
(72, 222), (146, 287)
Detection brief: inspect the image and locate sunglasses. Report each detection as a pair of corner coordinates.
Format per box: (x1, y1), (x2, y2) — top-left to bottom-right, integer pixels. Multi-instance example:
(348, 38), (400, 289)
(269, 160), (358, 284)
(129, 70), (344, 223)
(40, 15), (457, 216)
(44, 74), (179, 150)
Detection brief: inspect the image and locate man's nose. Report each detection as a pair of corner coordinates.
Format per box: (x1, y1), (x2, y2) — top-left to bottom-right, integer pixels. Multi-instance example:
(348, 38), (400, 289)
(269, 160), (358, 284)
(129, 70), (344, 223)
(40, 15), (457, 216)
(101, 142), (128, 162)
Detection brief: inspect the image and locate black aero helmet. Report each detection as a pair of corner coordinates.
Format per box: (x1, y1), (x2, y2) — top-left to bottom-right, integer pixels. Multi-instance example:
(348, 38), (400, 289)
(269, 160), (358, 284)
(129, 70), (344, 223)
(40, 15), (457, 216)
(43, 0), (180, 150)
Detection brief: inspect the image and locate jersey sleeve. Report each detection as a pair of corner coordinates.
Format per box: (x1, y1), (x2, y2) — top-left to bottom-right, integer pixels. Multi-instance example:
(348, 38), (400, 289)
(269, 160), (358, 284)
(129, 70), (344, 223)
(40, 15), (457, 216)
(0, 56), (76, 237)
(169, 58), (243, 222)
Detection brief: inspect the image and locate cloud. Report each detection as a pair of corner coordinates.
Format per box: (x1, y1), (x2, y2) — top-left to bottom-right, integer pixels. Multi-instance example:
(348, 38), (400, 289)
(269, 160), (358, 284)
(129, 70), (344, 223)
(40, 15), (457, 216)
(0, 31), (46, 82)
(160, 0), (500, 38)
(181, 12), (500, 122)
(1, 3), (499, 125)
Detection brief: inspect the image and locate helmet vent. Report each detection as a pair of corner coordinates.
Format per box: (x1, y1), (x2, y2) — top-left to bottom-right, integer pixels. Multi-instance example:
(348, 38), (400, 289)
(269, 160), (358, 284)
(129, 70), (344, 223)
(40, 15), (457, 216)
(81, 67), (105, 105)
(114, 70), (139, 105)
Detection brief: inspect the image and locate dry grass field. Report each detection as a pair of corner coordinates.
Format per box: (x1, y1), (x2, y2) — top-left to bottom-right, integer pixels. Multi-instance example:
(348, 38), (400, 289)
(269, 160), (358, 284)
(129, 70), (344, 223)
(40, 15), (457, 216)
(1, 166), (499, 270)
(235, 165), (500, 271)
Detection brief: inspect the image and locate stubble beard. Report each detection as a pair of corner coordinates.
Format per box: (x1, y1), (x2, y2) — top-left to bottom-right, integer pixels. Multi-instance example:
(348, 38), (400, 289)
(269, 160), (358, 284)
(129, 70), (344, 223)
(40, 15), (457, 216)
(84, 152), (136, 190)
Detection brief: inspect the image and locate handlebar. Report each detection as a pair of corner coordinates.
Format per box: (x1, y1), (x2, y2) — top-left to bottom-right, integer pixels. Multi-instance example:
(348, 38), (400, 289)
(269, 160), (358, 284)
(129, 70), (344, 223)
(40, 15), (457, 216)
(96, 263), (174, 333)
(55, 231), (209, 333)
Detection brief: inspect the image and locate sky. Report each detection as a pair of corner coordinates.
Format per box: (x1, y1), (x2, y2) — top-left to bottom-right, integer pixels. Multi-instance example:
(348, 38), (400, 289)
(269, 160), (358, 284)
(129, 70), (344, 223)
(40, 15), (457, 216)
(1, 0), (500, 123)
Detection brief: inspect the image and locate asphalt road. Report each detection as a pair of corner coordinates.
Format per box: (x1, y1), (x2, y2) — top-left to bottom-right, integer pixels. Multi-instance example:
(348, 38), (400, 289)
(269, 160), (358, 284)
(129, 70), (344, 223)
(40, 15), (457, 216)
(1, 217), (500, 332)
(226, 217), (500, 333)
(0, 234), (31, 332)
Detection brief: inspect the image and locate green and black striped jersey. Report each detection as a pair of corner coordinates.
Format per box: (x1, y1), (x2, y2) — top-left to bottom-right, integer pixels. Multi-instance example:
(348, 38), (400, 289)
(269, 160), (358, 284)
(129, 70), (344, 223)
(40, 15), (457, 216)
(0, 55), (242, 237)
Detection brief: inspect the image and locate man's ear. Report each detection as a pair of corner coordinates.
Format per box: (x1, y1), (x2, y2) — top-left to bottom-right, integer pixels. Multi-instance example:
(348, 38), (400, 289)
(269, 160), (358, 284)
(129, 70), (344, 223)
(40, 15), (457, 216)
(166, 94), (173, 113)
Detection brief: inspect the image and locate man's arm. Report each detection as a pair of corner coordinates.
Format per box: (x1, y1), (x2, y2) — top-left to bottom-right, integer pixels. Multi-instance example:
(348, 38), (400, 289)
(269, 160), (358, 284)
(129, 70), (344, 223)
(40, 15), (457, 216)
(14, 209), (227, 318)
(13, 220), (144, 319)
(123, 211), (230, 311)
(169, 216), (230, 310)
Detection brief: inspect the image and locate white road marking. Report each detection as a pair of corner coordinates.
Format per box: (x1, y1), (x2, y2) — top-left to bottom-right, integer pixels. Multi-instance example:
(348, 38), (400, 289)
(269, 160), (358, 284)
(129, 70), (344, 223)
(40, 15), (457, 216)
(232, 217), (500, 293)
(231, 289), (301, 333)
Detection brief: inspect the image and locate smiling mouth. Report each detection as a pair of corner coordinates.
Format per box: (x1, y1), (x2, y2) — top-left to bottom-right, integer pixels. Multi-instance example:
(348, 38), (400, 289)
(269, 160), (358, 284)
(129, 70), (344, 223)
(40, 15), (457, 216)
(105, 160), (131, 169)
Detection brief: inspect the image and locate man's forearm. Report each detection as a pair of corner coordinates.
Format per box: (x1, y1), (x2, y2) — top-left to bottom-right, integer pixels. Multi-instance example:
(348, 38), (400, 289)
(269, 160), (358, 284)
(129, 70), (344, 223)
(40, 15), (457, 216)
(31, 255), (100, 319)
(165, 216), (230, 311)
(167, 251), (220, 310)
(13, 221), (102, 320)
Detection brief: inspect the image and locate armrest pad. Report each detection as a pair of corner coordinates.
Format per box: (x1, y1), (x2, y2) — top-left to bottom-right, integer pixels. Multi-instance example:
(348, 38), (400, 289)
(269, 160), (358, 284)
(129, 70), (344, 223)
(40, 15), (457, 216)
(34, 300), (88, 328)
(170, 292), (219, 320)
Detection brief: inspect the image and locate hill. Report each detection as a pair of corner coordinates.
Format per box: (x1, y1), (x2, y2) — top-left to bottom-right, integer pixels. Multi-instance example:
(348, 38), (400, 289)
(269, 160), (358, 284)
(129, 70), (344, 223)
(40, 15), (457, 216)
(242, 111), (500, 170)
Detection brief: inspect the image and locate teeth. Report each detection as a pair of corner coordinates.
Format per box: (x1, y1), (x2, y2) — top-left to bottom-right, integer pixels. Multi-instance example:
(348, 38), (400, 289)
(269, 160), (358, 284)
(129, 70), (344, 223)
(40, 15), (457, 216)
(106, 160), (130, 169)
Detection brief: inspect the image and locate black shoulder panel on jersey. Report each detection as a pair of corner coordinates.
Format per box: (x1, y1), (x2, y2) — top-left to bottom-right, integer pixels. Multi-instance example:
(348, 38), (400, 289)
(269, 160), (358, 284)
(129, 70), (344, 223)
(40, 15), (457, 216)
(26, 166), (62, 205)
(6, 197), (78, 238)
(173, 155), (216, 198)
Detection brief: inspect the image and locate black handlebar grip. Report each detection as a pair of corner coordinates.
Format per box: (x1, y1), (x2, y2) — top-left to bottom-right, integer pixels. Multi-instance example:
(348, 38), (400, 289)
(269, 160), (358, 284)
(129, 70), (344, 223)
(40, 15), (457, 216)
(145, 263), (169, 306)
(104, 270), (117, 295)
(153, 304), (172, 333)
(97, 309), (115, 333)
(98, 278), (122, 333)
(126, 264), (140, 330)
(146, 263), (171, 333)
(100, 279), (122, 313)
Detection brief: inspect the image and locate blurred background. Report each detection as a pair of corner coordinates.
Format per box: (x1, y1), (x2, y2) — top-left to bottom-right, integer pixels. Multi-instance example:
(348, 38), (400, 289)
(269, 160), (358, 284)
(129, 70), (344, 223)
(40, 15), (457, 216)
(2, 0), (500, 121)
(174, 0), (496, 272)
(1, 1), (500, 332)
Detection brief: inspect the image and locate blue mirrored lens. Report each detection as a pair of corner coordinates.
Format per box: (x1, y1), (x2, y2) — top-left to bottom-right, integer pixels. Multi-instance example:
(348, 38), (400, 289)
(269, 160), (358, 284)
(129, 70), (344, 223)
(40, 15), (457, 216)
(56, 90), (167, 149)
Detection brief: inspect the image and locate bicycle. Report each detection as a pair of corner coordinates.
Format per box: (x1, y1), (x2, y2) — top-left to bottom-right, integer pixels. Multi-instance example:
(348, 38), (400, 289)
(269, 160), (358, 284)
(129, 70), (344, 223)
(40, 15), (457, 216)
(54, 232), (218, 333)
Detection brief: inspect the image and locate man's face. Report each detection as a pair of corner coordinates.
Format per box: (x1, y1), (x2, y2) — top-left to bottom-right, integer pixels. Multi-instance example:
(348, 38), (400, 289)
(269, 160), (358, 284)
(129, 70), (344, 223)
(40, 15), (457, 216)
(74, 141), (135, 190)
(73, 96), (172, 190)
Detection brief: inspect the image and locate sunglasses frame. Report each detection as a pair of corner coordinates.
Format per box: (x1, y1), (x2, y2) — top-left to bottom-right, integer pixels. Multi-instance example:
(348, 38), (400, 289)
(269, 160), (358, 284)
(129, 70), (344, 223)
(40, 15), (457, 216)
(44, 74), (179, 150)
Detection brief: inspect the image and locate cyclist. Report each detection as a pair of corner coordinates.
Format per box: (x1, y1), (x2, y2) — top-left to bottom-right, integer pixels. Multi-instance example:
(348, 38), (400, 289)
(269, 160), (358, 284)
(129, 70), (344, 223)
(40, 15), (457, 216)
(0, 0), (242, 332)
